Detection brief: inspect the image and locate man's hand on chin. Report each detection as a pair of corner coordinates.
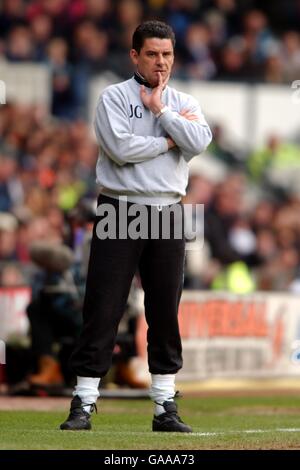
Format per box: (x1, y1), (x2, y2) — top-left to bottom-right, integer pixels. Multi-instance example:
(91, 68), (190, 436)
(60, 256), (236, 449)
(140, 72), (169, 115)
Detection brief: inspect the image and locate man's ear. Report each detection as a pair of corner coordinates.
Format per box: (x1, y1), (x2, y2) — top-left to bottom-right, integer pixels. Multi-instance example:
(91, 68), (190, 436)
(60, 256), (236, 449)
(130, 49), (139, 65)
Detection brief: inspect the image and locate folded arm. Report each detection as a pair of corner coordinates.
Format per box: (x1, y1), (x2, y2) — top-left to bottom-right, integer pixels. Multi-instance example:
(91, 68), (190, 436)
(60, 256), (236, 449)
(158, 99), (212, 162)
(94, 92), (169, 166)
(140, 74), (212, 163)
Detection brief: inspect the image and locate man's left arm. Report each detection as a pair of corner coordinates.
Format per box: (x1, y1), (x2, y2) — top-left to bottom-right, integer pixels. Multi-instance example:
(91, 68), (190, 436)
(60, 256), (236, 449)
(158, 97), (212, 162)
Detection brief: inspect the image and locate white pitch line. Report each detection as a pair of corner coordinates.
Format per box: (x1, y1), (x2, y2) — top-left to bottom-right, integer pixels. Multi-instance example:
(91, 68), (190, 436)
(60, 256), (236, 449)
(188, 428), (300, 437)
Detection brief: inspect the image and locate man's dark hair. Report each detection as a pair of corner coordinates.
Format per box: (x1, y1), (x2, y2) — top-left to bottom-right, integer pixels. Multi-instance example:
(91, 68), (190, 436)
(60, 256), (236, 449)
(132, 20), (175, 53)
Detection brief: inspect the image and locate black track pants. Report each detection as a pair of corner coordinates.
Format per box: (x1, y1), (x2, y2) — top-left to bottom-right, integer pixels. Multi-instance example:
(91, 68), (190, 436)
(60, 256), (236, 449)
(70, 195), (185, 377)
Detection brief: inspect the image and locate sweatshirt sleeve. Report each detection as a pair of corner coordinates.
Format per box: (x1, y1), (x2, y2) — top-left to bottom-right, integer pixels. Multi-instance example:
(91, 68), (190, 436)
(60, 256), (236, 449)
(94, 90), (168, 167)
(158, 95), (212, 162)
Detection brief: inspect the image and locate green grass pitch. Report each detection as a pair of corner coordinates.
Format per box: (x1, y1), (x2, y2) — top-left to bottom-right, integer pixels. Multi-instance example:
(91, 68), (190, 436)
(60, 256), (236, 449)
(1, 395), (300, 450)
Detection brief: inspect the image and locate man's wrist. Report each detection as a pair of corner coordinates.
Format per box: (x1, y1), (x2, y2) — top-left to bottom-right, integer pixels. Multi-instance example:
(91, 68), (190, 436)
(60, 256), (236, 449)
(155, 105), (168, 118)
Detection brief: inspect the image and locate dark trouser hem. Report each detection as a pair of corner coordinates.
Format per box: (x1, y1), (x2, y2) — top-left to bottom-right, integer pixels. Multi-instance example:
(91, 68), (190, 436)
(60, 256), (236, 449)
(148, 369), (182, 375)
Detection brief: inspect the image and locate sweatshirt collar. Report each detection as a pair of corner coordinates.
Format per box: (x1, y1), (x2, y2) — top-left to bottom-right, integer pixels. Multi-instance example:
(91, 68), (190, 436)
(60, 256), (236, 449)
(133, 71), (152, 88)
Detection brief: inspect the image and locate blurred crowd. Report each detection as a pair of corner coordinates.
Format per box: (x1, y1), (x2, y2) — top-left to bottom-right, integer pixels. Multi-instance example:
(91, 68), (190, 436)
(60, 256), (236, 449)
(2, 0), (300, 391)
(3, 102), (300, 389)
(1, 0), (300, 118)
(0, 102), (98, 290)
(2, 102), (300, 295)
(0, 102), (146, 391)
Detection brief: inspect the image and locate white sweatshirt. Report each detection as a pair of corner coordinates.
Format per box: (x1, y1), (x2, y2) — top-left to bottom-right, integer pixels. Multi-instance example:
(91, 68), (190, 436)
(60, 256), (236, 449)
(94, 76), (212, 205)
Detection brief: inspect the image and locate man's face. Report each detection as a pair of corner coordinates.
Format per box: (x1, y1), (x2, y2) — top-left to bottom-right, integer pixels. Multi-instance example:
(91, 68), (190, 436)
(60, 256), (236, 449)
(130, 37), (174, 87)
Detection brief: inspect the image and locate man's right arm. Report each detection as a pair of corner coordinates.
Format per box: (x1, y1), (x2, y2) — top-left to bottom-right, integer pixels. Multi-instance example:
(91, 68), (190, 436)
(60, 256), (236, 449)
(94, 91), (171, 166)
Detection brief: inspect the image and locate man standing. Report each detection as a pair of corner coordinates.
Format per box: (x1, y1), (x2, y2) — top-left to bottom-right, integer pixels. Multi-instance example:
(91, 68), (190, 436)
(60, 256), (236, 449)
(60, 20), (212, 433)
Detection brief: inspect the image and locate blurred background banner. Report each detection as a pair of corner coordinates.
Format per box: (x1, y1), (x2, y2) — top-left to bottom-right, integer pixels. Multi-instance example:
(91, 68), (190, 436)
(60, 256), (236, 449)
(0, 62), (50, 107)
(136, 290), (300, 380)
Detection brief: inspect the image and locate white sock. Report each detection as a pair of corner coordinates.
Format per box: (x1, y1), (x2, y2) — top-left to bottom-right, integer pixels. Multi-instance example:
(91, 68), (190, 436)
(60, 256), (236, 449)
(73, 376), (100, 413)
(149, 374), (175, 416)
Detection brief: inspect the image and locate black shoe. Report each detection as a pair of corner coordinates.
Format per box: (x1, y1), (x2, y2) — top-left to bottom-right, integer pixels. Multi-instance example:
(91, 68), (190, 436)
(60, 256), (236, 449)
(60, 395), (97, 431)
(152, 400), (192, 433)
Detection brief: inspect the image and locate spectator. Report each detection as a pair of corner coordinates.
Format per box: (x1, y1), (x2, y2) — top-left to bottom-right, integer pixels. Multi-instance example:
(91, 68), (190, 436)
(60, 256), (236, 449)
(183, 22), (216, 80)
(26, 241), (81, 388)
(0, 263), (25, 287)
(248, 135), (300, 191)
(0, 0), (27, 39)
(47, 38), (76, 119)
(280, 31), (300, 83)
(0, 212), (18, 261)
(30, 14), (53, 61)
(5, 26), (35, 61)
(0, 149), (23, 212)
(208, 123), (244, 167)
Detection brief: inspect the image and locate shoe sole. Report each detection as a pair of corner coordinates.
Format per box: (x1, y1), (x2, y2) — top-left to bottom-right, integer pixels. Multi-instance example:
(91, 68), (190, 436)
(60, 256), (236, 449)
(60, 423), (92, 431)
(153, 426), (192, 433)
